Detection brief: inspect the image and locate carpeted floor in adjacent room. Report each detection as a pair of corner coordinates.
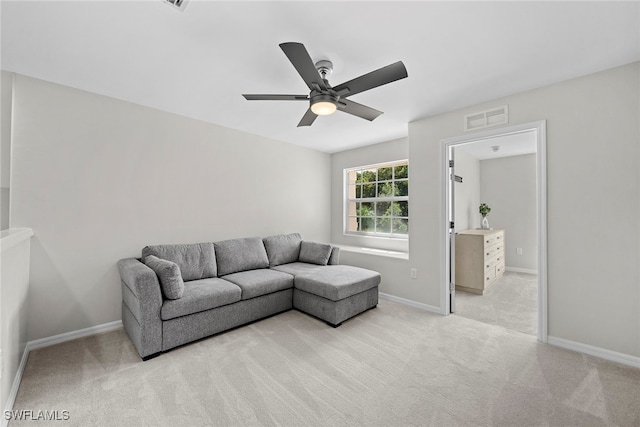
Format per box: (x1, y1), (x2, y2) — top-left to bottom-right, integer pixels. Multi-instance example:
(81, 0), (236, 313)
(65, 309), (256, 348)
(11, 299), (640, 426)
(454, 271), (538, 335)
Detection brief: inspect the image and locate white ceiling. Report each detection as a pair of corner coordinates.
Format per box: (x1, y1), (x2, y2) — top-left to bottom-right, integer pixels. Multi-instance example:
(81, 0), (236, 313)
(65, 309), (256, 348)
(2, 1), (639, 153)
(455, 130), (537, 161)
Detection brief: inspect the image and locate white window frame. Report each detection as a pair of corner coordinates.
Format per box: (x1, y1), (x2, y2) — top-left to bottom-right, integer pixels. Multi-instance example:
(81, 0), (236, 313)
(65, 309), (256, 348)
(344, 159), (409, 239)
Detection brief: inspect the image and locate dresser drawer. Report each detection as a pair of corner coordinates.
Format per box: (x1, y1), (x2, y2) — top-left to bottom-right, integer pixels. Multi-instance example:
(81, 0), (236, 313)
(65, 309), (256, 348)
(495, 261), (506, 278)
(483, 231), (504, 247)
(485, 253), (504, 269)
(485, 267), (496, 285)
(484, 244), (503, 259)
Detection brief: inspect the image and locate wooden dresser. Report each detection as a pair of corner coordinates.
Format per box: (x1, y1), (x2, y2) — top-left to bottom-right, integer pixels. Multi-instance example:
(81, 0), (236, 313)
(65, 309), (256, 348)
(455, 229), (505, 295)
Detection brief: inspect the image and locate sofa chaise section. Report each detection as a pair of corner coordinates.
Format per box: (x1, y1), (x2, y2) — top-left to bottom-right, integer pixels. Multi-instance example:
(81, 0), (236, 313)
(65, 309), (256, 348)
(292, 265), (380, 327)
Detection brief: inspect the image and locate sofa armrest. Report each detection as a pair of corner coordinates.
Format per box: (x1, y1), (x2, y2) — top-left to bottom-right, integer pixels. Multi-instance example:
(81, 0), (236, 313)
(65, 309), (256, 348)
(117, 258), (163, 358)
(328, 246), (340, 265)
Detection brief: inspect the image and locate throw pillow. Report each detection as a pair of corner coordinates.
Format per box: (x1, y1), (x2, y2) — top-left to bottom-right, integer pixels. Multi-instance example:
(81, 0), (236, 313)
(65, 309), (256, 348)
(298, 241), (332, 266)
(144, 255), (185, 300)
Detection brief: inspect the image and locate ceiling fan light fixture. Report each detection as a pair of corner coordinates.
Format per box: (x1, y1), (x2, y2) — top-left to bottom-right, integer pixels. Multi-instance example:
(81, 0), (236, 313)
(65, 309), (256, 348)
(310, 95), (338, 116)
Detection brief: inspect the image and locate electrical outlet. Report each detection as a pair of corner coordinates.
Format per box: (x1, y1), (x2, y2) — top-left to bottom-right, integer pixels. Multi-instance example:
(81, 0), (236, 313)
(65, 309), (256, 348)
(410, 268), (417, 279)
(516, 248), (523, 255)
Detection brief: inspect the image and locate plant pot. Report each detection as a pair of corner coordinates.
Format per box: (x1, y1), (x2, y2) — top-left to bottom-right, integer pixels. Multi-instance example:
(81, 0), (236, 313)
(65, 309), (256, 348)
(481, 216), (490, 230)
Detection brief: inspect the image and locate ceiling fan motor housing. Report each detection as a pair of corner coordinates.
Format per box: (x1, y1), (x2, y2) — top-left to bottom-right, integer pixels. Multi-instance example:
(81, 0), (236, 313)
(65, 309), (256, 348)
(315, 60), (333, 78)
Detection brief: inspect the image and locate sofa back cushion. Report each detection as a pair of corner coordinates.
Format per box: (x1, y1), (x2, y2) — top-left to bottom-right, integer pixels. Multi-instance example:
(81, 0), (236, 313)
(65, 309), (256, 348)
(215, 237), (269, 276)
(143, 255), (185, 300)
(263, 233), (302, 267)
(299, 241), (333, 266)
(142, 242), (217, 281)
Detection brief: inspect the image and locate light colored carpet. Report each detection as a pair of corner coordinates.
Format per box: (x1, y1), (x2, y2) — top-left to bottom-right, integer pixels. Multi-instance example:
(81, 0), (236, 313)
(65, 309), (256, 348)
(455, 271), (537, 335)
(11, 299), (640, 427)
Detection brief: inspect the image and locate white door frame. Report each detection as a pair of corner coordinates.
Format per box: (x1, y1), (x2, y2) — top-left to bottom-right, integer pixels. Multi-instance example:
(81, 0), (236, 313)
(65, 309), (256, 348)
(441, 120), (548, 343)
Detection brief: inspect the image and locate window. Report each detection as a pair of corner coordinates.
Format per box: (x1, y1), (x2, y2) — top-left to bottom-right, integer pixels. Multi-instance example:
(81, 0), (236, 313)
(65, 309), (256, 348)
(345, 160), (409, 238)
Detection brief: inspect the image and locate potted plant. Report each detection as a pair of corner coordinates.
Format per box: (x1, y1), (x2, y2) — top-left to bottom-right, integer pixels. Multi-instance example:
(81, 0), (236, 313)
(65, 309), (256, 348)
(479, 203), (491, 229)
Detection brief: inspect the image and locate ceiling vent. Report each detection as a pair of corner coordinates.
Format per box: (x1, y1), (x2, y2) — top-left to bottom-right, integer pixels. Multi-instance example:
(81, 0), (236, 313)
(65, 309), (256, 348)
(464, 105), (508, 132)
(163, 0), (189, 12)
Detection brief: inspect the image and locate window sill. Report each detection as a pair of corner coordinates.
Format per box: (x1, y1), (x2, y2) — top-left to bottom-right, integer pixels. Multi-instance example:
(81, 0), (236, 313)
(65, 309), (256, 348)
(343, 232), (408, 240)
(333, 244), (409, 260)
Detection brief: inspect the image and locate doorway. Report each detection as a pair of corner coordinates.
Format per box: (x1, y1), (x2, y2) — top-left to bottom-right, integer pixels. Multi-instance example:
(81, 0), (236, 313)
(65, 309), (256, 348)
(442, 121), (547, 343)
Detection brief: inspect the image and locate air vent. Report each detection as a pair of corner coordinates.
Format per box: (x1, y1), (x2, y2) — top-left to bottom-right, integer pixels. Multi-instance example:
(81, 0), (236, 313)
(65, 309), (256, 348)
(163, 0), (189, 12)
(464, 105), (508, 131)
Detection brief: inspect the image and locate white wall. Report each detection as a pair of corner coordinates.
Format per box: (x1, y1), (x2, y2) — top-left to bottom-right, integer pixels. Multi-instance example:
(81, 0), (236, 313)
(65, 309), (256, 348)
(480, 154), (537, 271)
(1, 71), (12, 230)
(409, 62), (639, 357)
(9, 74), (331, 341)
(452, 148), (480, 232)
(1, 228), (32, 411)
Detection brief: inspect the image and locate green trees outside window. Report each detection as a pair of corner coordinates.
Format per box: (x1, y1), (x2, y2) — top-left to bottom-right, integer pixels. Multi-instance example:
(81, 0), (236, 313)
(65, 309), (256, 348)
(346, 161), (409, 237)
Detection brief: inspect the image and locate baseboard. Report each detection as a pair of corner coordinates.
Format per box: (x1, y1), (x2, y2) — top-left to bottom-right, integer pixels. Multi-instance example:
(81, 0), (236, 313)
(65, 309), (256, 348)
(2, 345), (30, 427)
(506, 266), (537, 275)
(548, 336), (640, 369)
(379, 292), (442, 314)
(2, 320), (124, 426)
(28, 320), (123, 351)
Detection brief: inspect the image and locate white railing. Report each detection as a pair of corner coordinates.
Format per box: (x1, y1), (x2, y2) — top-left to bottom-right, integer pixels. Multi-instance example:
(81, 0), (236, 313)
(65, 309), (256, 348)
(1, 228), (33, 417)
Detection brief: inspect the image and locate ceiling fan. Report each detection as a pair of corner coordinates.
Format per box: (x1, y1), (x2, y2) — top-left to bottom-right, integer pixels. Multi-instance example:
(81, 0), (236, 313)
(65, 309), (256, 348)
(243, 42), (408, 127)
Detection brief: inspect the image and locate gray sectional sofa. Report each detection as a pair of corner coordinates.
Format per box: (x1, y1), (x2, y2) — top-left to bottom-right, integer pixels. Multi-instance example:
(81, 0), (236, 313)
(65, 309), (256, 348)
(117, 233), (381, 359)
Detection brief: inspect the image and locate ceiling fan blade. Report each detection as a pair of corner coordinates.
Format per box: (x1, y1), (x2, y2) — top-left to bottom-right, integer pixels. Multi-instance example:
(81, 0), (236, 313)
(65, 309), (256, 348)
(279, 42), (327, 91)
(338, 99), (383, 121)
(297, 108), (318, 127)
(243, 94), (308, 101)
(333, 61), (407, 98)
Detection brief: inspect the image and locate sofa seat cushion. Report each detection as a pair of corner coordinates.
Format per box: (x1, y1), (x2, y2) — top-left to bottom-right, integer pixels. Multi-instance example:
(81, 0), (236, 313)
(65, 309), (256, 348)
(142, 242), (217, 281)
(161, 278), (241, 320)
(221, 269), (294, 300)
(214, 237), (269, 276)
(271, 262), (325, 276)
(294, 265), (381, 301)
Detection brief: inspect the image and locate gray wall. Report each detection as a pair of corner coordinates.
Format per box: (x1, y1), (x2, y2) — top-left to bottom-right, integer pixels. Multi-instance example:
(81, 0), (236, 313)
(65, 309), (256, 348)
(1, 71), (12, 230)
(409, 61), (639, 357)
(453, 148), (480, 232)
(480, 154), (537, 271)
(9, 74), (331, 341)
